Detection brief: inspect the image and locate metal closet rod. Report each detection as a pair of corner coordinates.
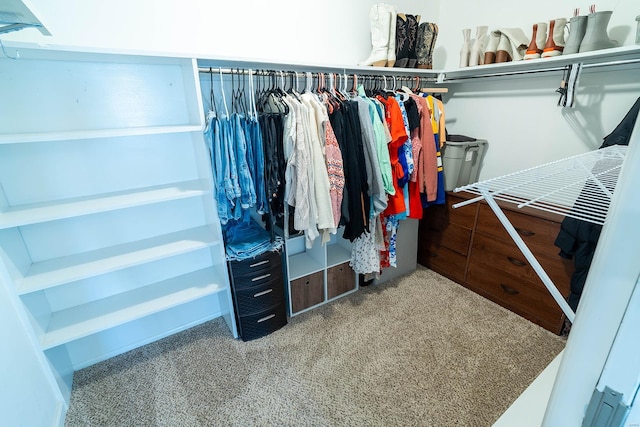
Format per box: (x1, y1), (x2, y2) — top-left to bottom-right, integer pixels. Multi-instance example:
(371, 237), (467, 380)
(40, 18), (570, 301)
(197, 67), (447, 93)
(197, 67), (435, 81)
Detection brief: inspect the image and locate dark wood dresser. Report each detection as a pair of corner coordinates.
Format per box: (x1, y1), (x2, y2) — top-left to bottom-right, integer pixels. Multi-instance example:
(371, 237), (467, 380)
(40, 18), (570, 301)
(418, 192), (573, 334)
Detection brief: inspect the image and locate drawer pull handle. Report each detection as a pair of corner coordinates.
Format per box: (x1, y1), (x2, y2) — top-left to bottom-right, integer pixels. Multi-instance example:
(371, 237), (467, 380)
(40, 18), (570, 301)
(250, 260), (269, 268)
(257, 314), (276, 323)
(507, 256), (527, 267)
(500, 284), (520, 295)
(251, 273), (271, 282)
(515, 227), (535, 237)
(429, 252), (438, 258)
(253, 289), (273, 298)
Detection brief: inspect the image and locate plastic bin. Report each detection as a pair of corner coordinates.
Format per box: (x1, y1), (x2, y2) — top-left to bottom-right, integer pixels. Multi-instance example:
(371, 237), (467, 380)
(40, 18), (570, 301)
(442, 139), (488, 191)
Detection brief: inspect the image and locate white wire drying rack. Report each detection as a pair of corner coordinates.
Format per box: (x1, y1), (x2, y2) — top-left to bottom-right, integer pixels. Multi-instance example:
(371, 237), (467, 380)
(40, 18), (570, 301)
(452, 145), (627, 323)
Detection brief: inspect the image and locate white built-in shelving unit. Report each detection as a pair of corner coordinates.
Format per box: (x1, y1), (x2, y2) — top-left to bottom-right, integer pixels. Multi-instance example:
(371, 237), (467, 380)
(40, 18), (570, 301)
(0, 45), (237, 403)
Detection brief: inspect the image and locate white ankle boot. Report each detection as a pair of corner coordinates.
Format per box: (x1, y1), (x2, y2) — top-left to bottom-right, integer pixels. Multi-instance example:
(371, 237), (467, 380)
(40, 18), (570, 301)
(359, 4), (392, 67)
(469, 26), (488, 66)
(459, 28), (471, 67)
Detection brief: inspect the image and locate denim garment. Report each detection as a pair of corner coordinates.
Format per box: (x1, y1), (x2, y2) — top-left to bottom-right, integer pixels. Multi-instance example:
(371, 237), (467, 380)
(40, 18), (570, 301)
(205, 113), (231, 224)
(232, 113), (256, 210)
(241, 117), (256, 193)
(249, 117), (268, 214)
(219, 114), (241, 219)
(224, 219), (283, 261)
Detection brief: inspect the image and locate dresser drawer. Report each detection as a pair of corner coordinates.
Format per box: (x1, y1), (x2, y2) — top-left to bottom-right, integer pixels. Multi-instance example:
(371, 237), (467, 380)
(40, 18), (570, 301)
(446, 194), (478, 229)
(476, 204), (561, 256)
(234, 276), (286, 316)
(466, 259), (565, 332)
(440, 223), (472, 255)
(470, 233), (571, 293)
(231, 257), (283, 289)
(418, 243), (467, 283)
(229, 250), (282, 277)
(237, 302), (287, 341)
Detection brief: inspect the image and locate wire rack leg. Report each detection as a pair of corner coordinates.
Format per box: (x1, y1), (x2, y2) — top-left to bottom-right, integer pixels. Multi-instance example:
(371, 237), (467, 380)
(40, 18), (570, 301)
(481, 189), (576, 323)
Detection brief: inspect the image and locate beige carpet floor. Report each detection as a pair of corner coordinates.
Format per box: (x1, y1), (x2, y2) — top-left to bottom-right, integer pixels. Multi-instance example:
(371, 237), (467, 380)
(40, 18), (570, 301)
(65, 266), (565, 426)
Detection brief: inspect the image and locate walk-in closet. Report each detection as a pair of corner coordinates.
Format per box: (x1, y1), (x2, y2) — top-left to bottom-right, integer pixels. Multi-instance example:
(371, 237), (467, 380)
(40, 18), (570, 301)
(2, 0), (640, 425)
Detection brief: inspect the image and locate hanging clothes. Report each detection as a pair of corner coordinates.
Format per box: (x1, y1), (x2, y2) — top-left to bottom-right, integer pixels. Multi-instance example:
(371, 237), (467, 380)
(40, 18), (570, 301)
(377, 95), (409, 216)
(410, 94), (438, 203)
(329, 102), (369, 242)
(423, 95), (446, 206)
(300, 92), (336, 245)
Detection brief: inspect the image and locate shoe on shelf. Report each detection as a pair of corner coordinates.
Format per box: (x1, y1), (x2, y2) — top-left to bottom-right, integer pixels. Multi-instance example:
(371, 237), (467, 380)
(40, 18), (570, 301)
(579, 11), (618, 53)
(524, 22), (547, 59)
(359, 4), (393, 67)
(483, 31), (500, 65)
(416, 22), (438, 69)
(495, 33), (513, 63)
(406, 14), (421, 68)
(459, 28), (471, 67)
(469, 25), (488, 66)
(541, 18), (567, 58)
(384, 4), (398, 67)
(394, 13), (410, 67)
(563, 15), (587, 55)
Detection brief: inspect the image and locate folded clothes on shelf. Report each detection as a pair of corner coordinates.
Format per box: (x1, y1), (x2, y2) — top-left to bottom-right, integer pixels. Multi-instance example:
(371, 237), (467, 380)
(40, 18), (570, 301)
(224, 219), (283, 261)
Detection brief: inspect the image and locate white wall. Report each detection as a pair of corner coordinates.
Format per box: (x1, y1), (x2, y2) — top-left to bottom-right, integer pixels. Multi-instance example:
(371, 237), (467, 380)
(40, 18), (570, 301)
(444, 69), (640, 180)
(8, 0), (638, 180)
(0, 267), (64, 427)
(5, 0), (440, 66)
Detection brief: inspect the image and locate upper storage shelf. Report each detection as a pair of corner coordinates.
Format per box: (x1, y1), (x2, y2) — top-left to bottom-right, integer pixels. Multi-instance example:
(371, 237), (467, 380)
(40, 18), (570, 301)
(0, 0), (50, 35)
(0, 44), (205, 143)
(439, 45), (640, 83)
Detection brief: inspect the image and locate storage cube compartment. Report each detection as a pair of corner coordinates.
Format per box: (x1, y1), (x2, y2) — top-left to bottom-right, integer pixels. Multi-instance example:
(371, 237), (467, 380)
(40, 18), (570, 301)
(327, 262), (356, 299)
(290, 271), (325, 313)
(326, 231), (352, 267)
(286, 234), (325, 280)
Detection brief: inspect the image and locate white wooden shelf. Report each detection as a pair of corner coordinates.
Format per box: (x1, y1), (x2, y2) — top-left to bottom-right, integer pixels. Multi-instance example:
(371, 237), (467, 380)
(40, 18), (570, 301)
(0, 179), (211, 229)
(441, 45), (640, 82)
(288, 252), (324, 280)
(39, 267), (225, 350)
(326, 243), (351, 268)
(0, 125), (205, 144)
(17, 225), (221, 294)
